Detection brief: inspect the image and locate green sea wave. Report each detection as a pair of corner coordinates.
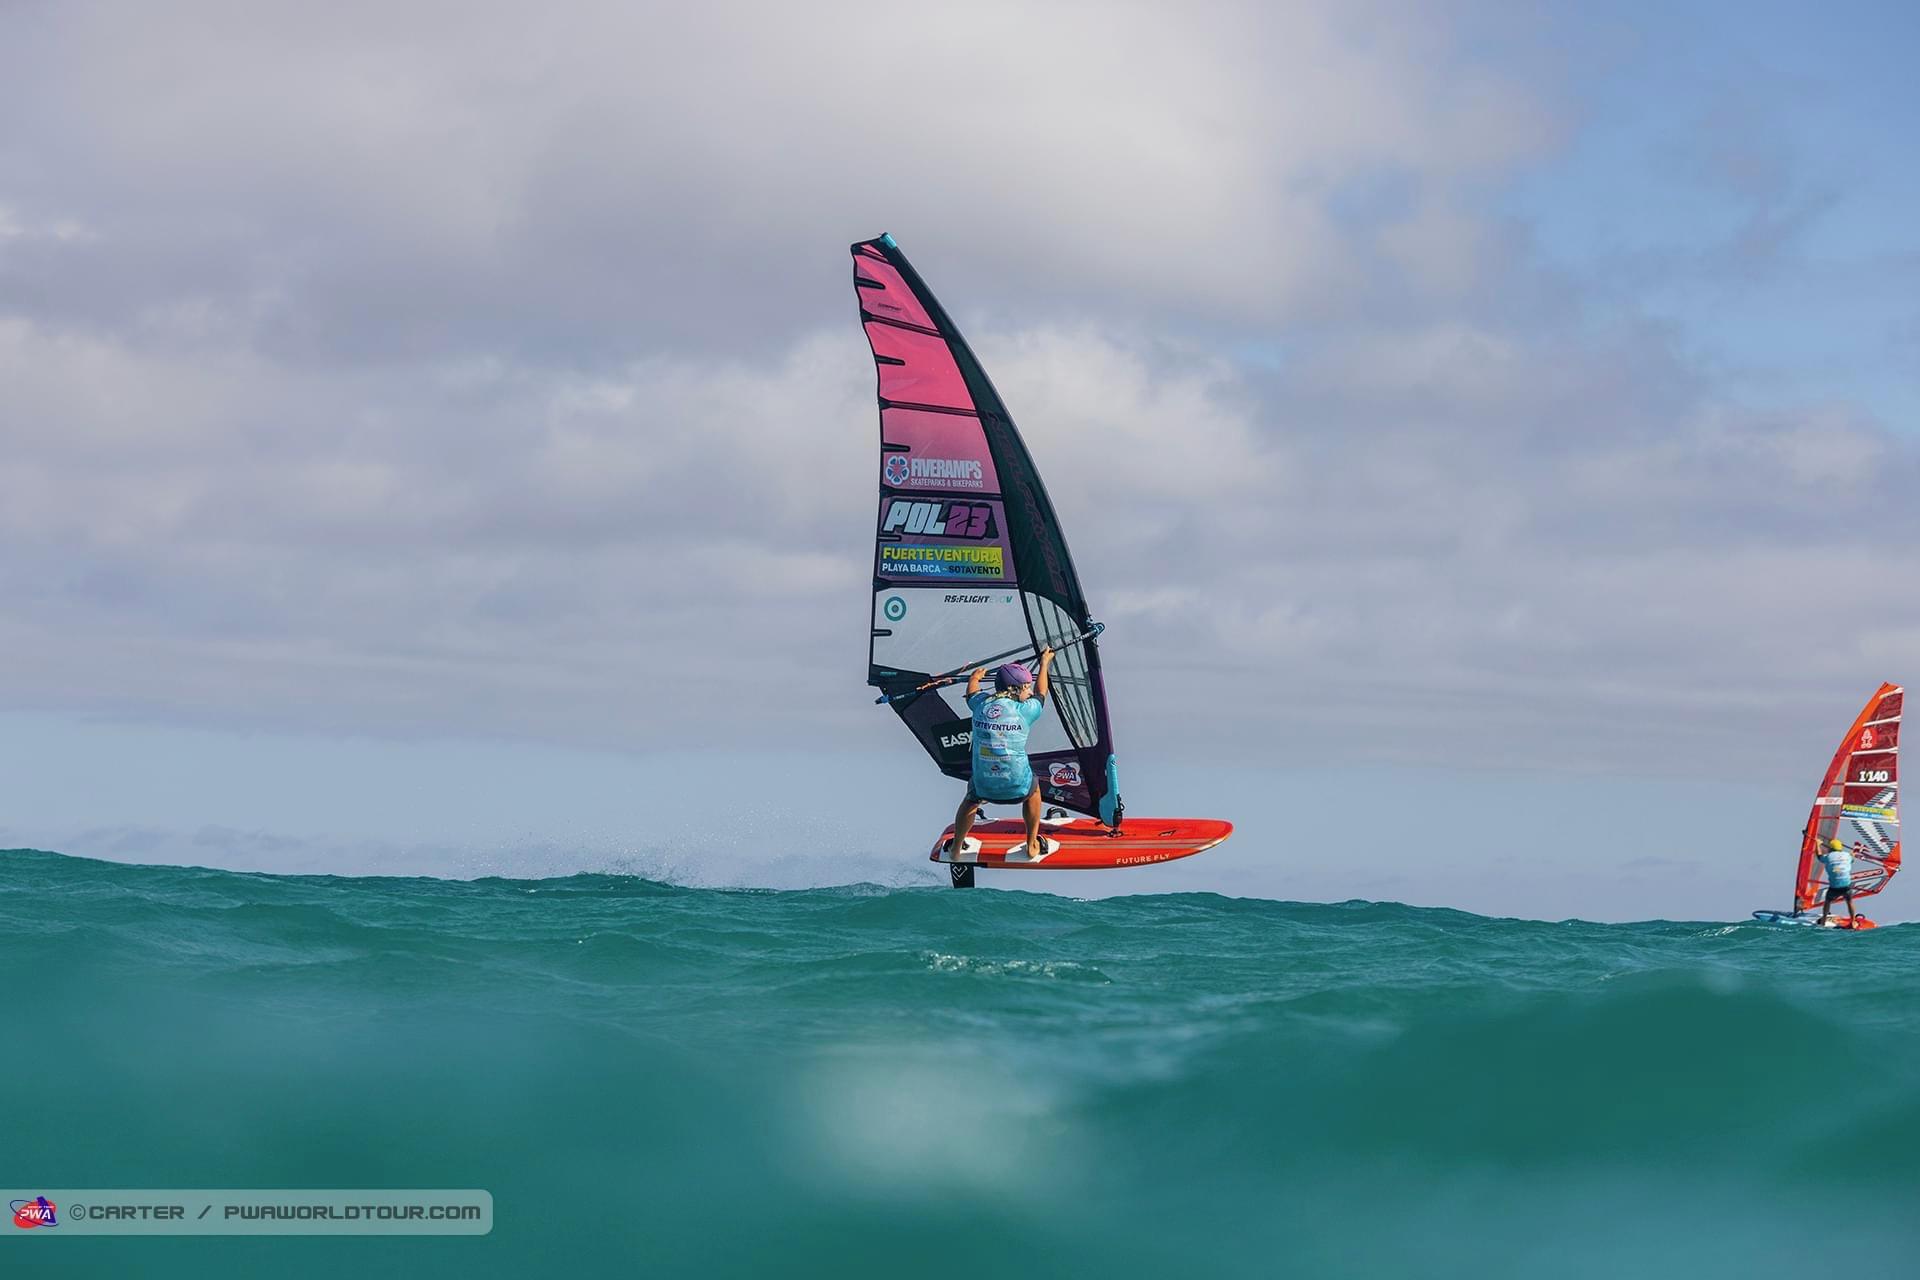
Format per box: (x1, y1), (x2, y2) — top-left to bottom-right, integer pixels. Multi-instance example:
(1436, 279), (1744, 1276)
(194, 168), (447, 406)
(4, 848), (1916, 1278)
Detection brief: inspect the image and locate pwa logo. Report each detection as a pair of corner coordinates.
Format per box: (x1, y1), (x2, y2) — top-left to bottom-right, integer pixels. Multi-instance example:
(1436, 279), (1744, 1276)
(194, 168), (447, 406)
(882, 500), (996, 539)
(11, 1197), (58, 1229)
(1048, 762), (1083, 788)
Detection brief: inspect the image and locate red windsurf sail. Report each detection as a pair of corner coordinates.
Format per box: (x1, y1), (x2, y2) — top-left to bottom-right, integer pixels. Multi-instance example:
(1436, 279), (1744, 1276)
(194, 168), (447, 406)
(1793, 683), (1903, 910)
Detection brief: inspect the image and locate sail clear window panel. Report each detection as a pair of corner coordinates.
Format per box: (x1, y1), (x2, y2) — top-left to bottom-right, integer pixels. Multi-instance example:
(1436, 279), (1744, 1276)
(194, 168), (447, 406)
(871, 589), (1029, 682)
(1024, 592), (1098, 750)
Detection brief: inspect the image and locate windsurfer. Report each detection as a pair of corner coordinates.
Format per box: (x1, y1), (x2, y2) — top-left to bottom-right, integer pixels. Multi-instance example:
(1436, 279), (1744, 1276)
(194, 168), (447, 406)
(1817, 837), (1858, 925)
(948, 647), (1055, 860)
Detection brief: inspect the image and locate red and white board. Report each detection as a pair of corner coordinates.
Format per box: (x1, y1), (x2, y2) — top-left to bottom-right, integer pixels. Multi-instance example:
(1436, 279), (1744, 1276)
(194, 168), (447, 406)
(931, 816), (1233, 871)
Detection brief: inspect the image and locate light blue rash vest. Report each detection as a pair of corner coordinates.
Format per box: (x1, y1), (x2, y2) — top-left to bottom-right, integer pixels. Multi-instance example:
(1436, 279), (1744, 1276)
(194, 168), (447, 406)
(1818, 845), (1854, 889)
(966, 690), (1045, 801)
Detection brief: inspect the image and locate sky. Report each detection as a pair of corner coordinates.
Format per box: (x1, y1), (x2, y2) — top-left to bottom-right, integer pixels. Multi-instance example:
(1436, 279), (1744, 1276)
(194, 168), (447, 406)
(1, 0), (1915, 919)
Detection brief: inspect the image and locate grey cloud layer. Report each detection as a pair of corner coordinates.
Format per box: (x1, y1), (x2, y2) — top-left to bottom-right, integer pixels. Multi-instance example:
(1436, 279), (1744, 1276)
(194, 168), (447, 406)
(1, 1), (1561, 349)
(1, 1), (1912, 783)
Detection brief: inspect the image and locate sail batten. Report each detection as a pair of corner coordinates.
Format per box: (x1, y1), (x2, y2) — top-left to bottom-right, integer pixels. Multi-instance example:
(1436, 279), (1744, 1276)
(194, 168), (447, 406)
(852, 234), (1120, 824)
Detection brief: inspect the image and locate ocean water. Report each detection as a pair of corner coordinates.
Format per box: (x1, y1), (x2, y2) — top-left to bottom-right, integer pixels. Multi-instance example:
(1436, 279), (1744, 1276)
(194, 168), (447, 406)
(4, 848), (1916, 1278)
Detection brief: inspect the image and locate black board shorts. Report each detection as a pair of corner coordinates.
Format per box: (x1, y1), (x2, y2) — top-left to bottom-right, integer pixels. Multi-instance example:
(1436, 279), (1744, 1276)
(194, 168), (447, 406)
(965, 781), (1040, 807)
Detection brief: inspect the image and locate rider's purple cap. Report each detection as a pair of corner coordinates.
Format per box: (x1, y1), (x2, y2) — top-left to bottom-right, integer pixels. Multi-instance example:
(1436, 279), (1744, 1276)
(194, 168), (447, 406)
(995, 663), (1033, 690)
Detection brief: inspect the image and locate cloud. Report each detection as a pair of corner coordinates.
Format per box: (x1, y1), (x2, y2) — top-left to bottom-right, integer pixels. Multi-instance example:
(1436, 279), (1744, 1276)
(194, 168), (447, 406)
(0, 0), (1912, 792)
(0, 1), (1567, 353)
(6, 293), (1913, 783)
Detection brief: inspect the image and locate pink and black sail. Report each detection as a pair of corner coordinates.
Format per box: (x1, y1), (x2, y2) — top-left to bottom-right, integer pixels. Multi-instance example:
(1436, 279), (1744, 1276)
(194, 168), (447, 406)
(852, 233), (1121, 825)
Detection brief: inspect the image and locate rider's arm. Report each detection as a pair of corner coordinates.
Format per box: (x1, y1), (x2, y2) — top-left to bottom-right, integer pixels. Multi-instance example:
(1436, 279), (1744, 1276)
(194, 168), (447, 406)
(967, 666), (988, 697)
(1035, 647), (1055, 700)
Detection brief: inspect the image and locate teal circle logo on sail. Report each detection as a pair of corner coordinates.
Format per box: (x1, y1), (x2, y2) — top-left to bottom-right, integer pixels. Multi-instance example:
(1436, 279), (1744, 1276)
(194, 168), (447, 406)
(883, 596), (907, 622)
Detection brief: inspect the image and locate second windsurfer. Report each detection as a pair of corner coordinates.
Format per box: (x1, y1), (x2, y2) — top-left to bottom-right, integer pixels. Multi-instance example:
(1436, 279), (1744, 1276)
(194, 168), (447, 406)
(1817, 837), (1858, 925)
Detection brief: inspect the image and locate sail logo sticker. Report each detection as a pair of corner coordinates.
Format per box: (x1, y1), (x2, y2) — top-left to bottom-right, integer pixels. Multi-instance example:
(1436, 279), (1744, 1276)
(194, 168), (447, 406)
(11, 1197), (58, 1229)
(882, 596), (907, 622)
(882, 500), (997, 539)
(879, 545), (1004, 579)
(883, 456), (911, 486)
(893, 456), (985, 490)
(1048, 762), (1083, 788)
